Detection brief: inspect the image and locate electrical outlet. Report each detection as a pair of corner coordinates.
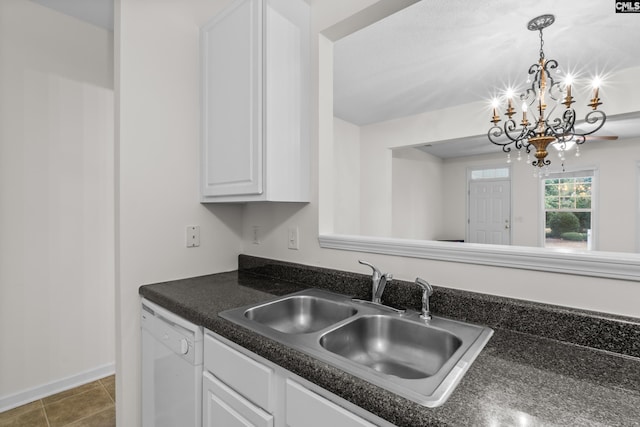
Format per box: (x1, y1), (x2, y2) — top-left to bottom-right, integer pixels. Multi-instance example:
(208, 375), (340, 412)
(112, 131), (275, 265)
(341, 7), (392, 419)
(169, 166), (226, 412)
(186, 225), (200, 247)
(288, 226), (299, 250)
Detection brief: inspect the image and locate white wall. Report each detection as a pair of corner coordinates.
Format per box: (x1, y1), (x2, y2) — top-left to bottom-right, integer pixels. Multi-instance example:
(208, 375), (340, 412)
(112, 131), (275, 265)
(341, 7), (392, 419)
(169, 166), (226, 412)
(333, 117), (361, 234)
(0, 0), (115, 410)
(592, 136), (640, 252)
(115, 0), (243, 425)
(351, 104), (489, 237)
(242, 0), (640, 320)
(392, 147), (444, 240)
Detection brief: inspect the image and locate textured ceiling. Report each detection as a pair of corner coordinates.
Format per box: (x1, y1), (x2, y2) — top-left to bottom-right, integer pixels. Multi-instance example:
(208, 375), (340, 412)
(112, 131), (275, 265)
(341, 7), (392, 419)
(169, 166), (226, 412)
(333, 0), (640, 126)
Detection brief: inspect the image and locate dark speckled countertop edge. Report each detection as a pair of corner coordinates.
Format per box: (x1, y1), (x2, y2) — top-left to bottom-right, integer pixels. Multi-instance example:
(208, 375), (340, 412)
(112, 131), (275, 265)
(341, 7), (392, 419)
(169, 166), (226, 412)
(139, 256), (640, 427)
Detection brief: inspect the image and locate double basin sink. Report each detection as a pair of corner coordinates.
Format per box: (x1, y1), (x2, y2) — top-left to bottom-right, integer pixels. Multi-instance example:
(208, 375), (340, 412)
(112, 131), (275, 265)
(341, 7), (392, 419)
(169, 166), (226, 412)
(219, 289), (493, 407)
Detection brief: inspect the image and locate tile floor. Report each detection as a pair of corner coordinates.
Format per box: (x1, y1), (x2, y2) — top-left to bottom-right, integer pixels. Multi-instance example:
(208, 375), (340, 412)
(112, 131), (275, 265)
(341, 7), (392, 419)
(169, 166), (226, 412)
(0, 375), (115, 427)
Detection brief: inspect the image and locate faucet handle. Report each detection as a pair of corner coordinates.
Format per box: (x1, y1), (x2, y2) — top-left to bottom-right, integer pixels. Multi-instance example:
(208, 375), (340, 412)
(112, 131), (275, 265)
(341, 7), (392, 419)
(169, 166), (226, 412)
(358, 260), (381, 277)
(415, 277), (433, 295)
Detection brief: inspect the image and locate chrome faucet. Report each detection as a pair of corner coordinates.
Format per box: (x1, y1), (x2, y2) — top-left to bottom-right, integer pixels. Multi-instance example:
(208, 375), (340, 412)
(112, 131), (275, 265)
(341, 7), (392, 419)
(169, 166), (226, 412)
(358, 260), (393, 304)
(415, 277), (433, 321)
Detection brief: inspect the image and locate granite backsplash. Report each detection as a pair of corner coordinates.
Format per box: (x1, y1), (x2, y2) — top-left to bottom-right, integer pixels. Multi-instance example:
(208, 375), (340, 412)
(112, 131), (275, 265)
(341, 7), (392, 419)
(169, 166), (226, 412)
(238, 255), (640, 359)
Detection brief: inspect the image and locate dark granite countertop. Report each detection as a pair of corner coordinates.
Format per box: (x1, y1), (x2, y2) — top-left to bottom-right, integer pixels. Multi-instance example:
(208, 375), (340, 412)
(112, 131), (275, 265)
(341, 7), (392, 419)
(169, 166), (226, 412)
(140, 259), (640, 427)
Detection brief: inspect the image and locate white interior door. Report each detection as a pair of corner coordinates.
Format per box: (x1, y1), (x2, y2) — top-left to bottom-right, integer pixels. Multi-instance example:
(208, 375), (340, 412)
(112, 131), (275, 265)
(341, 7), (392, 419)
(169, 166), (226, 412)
(468, 179), (511, 244)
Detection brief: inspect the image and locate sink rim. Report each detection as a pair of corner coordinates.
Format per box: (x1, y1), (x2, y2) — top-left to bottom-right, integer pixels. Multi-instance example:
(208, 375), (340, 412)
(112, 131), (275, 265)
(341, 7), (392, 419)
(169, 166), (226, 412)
(219, 288), (493, 407)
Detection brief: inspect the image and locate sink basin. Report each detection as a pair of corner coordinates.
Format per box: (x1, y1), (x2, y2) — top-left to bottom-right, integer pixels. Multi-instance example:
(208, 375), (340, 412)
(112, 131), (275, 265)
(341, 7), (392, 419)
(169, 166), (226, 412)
(244, 295), (357, 334)
(319, 315), (462, 379)
(219, 288), (493, 407)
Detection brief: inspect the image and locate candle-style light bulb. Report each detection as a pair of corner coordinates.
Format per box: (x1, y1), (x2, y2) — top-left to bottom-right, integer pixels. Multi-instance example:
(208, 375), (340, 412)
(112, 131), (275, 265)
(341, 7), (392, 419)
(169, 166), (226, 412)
(505, 89), (516, 118)
(521, 101), (529, 127)
(564, 74), (573, 98)
(491, 98), (501, 124)
(506, 88), (514, 102)
(592, 76), (601, 99)
(562, 74), (575, 109)
(589, 76), (603, 110)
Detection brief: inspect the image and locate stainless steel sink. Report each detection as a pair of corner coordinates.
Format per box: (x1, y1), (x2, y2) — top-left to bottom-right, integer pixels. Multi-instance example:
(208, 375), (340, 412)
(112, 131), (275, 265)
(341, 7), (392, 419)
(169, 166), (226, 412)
(319, 315), (462, 379)
(244, 295), (357, 334)
(219, 289), (493, 407)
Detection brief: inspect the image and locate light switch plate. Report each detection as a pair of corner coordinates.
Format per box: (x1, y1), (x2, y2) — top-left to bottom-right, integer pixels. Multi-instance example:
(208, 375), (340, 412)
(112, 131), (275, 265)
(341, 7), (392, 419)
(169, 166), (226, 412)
(288, 226), (299, 250)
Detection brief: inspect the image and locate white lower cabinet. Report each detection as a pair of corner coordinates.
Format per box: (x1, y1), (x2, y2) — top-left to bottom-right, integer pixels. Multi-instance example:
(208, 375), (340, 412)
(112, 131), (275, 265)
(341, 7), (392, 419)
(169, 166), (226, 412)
(285, 379), (376, 427)
(203, 371), (273, 427)
(203, 330), (388, 427)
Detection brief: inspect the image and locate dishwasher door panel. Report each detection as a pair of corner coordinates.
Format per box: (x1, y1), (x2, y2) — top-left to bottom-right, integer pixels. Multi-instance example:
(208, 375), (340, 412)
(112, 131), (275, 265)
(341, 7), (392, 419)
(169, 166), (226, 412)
(141, 299), (202, 427)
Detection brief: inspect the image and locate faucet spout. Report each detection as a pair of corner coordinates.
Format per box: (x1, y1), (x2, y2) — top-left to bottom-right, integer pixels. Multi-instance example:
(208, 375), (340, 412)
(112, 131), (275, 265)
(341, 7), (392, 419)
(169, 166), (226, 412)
(373, 273), (393, 304)
(358, 260), (380, 282)
(359, 260), (392, 303)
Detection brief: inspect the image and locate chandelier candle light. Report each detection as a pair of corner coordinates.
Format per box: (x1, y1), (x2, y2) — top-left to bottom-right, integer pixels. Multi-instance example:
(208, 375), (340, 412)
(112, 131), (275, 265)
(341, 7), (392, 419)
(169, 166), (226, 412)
(487, 14), (607, 171)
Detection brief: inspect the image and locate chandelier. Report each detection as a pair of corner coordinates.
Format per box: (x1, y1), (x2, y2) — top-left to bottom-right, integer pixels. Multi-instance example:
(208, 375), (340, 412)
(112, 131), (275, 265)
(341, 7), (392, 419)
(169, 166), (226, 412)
(487, 14), (606, 169)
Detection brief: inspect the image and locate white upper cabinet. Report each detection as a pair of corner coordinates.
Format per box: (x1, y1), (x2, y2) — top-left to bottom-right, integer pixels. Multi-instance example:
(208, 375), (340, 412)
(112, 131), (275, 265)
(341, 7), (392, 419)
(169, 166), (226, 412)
(200, 0), (310, 203)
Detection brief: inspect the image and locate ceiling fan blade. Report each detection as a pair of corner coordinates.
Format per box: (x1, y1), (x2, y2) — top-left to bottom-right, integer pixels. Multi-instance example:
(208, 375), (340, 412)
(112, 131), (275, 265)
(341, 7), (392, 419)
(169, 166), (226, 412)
(584, 135), (618, 141)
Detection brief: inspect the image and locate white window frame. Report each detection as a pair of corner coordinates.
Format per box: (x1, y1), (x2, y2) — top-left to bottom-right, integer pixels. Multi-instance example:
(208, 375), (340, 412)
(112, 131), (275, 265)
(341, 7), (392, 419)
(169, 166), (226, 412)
(540, 168), (599, 251)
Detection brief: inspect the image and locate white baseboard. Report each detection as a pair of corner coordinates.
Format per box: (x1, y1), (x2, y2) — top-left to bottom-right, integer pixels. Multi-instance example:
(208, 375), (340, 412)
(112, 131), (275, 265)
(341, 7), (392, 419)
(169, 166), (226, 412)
(0, 363), (115, 413)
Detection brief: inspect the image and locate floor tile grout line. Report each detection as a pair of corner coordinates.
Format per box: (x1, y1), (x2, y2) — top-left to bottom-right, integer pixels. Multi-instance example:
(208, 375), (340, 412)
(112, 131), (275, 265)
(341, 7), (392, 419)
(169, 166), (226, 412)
(42, 398), (52, 427)
(59, 389), (113, 427)
(99, 376), (116, 404)
(43, 378), (115, 427)
(0, 400), (46, 425)
(43, 398), (51, 427)
(41, 383), (102, 409)
(42, 388), (92, 411)
(100, 381), (115, 405)
(58, 405), (115, 427)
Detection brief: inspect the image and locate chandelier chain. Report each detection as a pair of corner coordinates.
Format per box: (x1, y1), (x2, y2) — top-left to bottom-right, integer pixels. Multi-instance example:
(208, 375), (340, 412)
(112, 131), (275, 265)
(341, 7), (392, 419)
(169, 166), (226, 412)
(539, 30), (545, 60)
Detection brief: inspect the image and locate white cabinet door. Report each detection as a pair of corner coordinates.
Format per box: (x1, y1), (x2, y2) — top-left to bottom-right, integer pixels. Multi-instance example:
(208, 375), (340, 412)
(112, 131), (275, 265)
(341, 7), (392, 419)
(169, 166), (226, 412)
(203, 332), (275, 412)
(200, 0), (310, 203)
(285, 379), (377, 427)
(203, 371), (274, 427)
(201, 0), (263, 198)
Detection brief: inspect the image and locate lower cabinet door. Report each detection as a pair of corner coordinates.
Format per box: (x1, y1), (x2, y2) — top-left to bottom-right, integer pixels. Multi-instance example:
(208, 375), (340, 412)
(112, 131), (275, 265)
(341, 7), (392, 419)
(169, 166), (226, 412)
(285, 379), (377, 427)
(202, 371), (274, 427)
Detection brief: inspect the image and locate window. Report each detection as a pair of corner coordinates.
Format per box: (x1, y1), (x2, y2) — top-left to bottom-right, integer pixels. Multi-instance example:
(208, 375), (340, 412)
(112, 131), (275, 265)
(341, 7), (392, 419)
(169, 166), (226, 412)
(470, 167), (509, 180)
(543, 170), (594, 250)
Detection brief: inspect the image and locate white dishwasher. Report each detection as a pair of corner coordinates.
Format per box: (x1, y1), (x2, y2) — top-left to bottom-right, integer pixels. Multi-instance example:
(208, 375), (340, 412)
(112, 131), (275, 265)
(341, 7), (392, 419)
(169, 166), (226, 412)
(141, 298), (203, 427)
